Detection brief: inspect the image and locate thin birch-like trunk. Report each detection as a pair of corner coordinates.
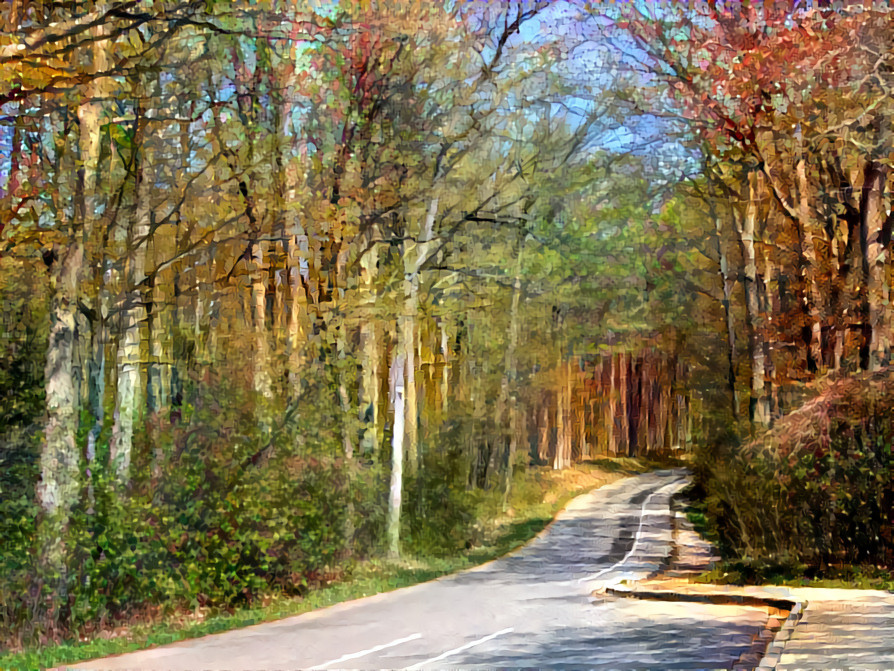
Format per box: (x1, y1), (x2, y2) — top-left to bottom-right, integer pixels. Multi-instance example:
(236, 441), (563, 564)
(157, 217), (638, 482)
(737, 172), (770, 427)
(501, 235), (523, 507)
(401, 283), (418, 474)
(795, 131), (824, 373)
(386, 344), (406, 559)
(714, 213), (739, 419)
(110, 109), (151, 481)
(619, 352), (630, 455)
(287, 228), (309, 390)
(538, 400), (549, 463)
(252, 240), (273, 404)
(439, 319), (450, 419)
(358, 234), (380, 455)
(605, 354), (617, 456)
(402, 199), (438, 474)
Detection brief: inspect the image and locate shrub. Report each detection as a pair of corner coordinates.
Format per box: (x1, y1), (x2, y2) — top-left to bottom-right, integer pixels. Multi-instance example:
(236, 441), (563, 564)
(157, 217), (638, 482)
(0, 374), (358, 648)
(402, 449), (479, 557)
(697, 368), (894, 572)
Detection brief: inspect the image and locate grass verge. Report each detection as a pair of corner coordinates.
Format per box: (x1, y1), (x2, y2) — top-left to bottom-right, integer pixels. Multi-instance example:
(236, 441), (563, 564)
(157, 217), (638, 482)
(0, 457), (662, 670)
(693, 563), (894, 592)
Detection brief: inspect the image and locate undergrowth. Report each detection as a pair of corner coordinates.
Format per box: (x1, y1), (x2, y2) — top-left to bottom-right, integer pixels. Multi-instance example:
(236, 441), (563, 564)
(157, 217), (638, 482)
(689, 369), (894, 590)
(0, 458), (654, 671)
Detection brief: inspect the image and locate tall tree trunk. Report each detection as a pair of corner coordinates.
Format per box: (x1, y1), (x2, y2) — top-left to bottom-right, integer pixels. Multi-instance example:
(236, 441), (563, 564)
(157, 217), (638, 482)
(553, 359), (573, 470)
(577, 384), (587, 461)
(537, 399), (550, 463)
(333, 241), (355, 462)
(85, 268), (109, 508)
(605, 354), (617, 456)
(439, 319), (450, 419)
(146, 272), (171, 417)
(618, 352), (630, 455)
(643, 356), (656, 453)
(401, 281), (418, 474)
(860, 161), (889, 371)
(737, 172), (770, 428)
(286, 227), (309, 390)
(501, 235), (524, 507)
(553, 374), (565, 470)
(715, 214), (739, 419)
(39, 245), (83, 526)
(795, 131), (824, 373)
(657, 379), (670, 455)
(386, 343), (406, 559)
(401, 199), (438, 474)
(829, 236), (846, 372)
(38, 33), (109, 607)
(358, 233), (380, 455)
(628, 356), (642, 457)
(110, 109), (151, 481)
(762, 249), (779, 420)
(252, 240), (273, 405)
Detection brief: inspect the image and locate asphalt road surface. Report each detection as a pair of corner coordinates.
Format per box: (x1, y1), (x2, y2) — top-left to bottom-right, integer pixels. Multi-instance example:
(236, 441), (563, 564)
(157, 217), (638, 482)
(68, 470), (770, 670)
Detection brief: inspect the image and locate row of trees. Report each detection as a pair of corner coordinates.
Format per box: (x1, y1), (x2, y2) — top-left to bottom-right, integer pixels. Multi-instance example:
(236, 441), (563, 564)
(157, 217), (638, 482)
(15, 0), (893, 644)
(0, 0), (702, 643)
(622, 0), (894, 426)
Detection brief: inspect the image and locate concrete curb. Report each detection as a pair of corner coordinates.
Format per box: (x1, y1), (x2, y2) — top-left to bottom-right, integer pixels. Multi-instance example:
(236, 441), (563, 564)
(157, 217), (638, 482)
(602, 583), (805, 670)
(755, 598), (804, 670)
(603, 582), (798, 613)
(596, 492), (807, 671)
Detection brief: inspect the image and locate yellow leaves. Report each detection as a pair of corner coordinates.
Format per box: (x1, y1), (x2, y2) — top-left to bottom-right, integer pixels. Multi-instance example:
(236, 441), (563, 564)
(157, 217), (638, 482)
(0, 52), (71, 101)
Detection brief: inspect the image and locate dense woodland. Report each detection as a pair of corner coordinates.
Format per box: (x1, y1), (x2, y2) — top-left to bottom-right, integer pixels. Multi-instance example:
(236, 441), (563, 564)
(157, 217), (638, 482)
(2, 0), (894, 648)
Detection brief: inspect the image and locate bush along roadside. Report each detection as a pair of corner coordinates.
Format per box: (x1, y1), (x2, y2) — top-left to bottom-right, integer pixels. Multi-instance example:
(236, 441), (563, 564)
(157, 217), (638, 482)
(690, 368), (894, 589)
(0, 458), (656, 671)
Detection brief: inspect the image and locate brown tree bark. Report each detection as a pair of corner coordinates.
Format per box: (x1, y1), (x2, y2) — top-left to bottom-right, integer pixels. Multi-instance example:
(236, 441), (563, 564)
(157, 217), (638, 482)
(736, 171), (770, 427)
(860, 161), (889, 371)
(795, 130), (825, 373)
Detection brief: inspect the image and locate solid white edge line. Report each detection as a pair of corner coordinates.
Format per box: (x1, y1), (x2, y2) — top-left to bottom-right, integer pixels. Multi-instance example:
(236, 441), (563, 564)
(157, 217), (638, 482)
(405, 627), (515, 669)
(313, 632), (423, 669)
(579, 478), (683, 584)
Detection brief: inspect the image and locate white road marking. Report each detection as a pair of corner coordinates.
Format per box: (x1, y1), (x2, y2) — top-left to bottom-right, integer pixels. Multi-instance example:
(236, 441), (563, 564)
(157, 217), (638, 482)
(579, 479), (681, 584)
(405, 627), (515, 669)
(317, 477), (682, 669)
(313, 632), (422, 669)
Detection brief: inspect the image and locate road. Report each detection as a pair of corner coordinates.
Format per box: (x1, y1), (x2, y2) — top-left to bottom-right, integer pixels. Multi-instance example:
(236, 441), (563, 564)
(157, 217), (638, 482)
(68, 470), (770, 670)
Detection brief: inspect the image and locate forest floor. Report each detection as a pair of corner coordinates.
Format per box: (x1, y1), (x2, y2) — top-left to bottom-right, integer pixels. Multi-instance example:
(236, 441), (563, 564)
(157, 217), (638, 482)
(1, 456), (670, 671)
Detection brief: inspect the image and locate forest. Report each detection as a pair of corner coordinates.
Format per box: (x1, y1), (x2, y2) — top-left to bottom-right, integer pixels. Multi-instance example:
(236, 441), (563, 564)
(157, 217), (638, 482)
(2, 0), (894, 654)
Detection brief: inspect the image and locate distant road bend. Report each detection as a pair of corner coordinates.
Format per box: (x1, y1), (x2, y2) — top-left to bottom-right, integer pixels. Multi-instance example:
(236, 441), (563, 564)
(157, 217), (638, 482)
(69, 470), (770, 670)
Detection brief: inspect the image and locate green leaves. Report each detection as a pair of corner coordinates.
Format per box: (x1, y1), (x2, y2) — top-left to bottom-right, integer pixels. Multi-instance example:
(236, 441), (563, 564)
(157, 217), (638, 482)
(106, 122), (135, 150)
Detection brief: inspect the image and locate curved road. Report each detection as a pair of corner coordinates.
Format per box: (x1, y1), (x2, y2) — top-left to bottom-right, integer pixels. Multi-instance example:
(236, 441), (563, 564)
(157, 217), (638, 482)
(69, 470), (769, 670)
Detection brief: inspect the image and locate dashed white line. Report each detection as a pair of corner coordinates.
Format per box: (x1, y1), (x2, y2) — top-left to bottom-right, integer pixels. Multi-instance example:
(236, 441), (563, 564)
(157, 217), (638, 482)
(579, 479), (681, 584)
(316, 477), (682, 669)
(313, 632), (422, 669)
(405, 627), (515, 669)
